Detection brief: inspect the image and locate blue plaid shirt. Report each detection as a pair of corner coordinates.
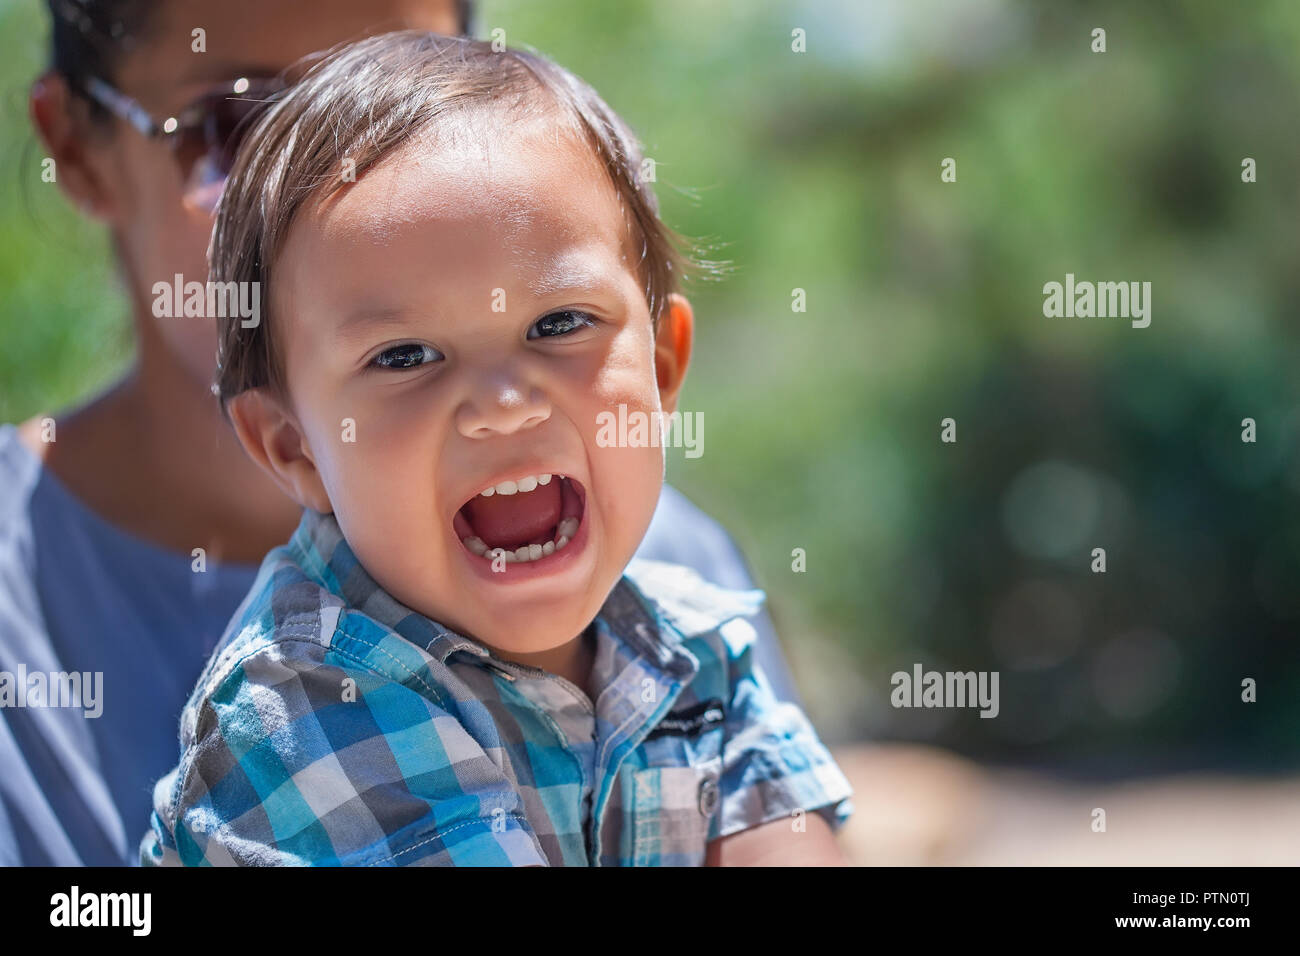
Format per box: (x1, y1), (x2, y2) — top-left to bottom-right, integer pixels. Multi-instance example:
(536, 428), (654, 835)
(140, 508), (854, 866)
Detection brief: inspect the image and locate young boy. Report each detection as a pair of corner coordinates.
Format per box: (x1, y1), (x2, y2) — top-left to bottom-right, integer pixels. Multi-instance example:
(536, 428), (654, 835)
(141, 30), (853, 866)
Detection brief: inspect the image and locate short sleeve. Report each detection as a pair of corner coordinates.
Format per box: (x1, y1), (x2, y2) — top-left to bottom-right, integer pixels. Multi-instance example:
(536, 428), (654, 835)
(716, 618), (855, 839)
(140, 643), (547, 867)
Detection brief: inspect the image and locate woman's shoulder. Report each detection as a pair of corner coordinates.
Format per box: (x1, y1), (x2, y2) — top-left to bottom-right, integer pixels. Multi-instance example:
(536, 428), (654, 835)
(0, 420), (260, 640)
(9, 416), (50, 457)
(2, 414), (82, 491)
(0, 424), (49, 638)
(0, 422), (45, 553)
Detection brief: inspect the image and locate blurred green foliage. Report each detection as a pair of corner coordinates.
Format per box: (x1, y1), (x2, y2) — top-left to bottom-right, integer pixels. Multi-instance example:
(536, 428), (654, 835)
(2, 0), (1296, 771)
(0, 0), (131, 422)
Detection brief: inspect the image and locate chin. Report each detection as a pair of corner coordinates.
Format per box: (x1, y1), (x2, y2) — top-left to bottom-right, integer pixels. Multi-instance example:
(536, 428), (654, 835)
(482, 592), (602, 647)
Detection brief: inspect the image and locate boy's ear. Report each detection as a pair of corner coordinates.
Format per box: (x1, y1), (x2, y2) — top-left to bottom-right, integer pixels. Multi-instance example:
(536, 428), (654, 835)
(29, 71), (120, 223)
(226, 388), (333, 514)
(654, 294), (694, 415)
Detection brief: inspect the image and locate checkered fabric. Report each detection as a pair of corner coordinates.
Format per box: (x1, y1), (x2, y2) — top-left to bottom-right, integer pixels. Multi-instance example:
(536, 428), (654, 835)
(140, 508), (854, 866)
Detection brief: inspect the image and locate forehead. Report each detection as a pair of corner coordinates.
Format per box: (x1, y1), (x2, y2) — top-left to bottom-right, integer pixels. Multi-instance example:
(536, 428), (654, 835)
(286, 114), (638, 295)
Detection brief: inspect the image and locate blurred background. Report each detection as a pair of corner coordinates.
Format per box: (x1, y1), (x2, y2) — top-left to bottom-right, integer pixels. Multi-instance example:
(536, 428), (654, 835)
(2, 0), (1297, 862)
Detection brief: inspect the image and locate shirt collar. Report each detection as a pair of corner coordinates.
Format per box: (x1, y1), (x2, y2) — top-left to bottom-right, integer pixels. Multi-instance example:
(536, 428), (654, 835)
(286, 509), (759, 680)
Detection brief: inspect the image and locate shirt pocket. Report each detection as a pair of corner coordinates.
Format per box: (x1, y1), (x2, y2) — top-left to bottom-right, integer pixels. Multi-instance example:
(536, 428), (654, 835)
(630, 755), (722, 866)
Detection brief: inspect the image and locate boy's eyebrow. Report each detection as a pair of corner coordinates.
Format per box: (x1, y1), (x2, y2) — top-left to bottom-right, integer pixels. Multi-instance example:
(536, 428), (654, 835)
(527, 260), (625, 299)
(334, 261), (629, 337)
(333, 307), (423, 340)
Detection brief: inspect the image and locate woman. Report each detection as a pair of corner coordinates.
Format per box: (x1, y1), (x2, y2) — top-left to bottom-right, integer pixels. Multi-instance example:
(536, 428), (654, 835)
(0, 0), (801, 865)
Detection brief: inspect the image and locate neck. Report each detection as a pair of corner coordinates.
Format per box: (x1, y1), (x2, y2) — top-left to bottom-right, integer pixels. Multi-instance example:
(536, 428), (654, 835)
(28, 307), (303, 565)
(495, 625), (597, 698)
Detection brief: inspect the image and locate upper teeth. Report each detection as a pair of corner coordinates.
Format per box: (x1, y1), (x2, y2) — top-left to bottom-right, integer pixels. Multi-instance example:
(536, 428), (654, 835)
(479, 473), (555, 497)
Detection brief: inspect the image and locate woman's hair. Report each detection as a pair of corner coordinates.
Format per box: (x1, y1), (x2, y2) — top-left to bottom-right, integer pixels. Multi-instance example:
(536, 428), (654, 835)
(212, 30), (712, 412)
(45, 0), (478, 115)
(46, 0), (158, 117)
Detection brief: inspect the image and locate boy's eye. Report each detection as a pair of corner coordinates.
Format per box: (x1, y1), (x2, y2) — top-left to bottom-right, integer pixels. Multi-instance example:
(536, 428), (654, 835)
(528, 310), (596, 339)
(370, 343), (443, 370)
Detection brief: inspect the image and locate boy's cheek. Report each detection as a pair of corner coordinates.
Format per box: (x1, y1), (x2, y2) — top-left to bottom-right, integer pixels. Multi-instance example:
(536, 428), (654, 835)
(333, 451), (436, 525)
(307, 418), (440, 544)
(581, 349), (668, 546)
(587, 355), (665, 420)
(590, 327), (664, 403)
(589, 440), (664, 555)
(334, 480), (451, 597)
(304, 385), (442, 470)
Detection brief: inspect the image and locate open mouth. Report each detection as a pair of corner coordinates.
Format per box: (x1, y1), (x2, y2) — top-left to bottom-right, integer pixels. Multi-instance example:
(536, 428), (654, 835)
(452, 473), (586, 564)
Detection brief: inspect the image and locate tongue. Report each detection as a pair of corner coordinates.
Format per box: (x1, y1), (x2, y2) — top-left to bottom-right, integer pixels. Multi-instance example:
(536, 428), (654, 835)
(461, 481), (562, 551)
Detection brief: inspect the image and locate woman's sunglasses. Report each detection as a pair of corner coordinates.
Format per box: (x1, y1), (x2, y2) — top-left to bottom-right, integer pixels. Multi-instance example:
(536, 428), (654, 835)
(78, 74), (286, 212)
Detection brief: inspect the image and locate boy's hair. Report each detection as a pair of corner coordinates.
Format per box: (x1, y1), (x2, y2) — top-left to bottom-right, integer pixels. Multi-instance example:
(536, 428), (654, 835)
(212, 29), (709, 411)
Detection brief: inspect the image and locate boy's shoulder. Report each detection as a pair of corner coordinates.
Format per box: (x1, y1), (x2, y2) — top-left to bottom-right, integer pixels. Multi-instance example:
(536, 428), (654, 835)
(615, 557), (768, 661)
(619, 558), (765, 638)
(614, 559), (856, 844)
(175, 510), (433, 748)
(187, 523), (344, 692)
(182, 509), (457, 713)
(610, 558), (774, 715)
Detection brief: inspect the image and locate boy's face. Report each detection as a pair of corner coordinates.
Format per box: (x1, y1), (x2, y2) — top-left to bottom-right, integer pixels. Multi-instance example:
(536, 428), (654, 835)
(243, 116), (692, 657)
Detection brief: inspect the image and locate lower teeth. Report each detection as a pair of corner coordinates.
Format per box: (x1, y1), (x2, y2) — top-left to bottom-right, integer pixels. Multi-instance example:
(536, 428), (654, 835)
(462, 516), (580, 564)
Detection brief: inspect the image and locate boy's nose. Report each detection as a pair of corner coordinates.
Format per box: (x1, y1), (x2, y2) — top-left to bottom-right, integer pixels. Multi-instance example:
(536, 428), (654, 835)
(455, 372), (551, 439)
